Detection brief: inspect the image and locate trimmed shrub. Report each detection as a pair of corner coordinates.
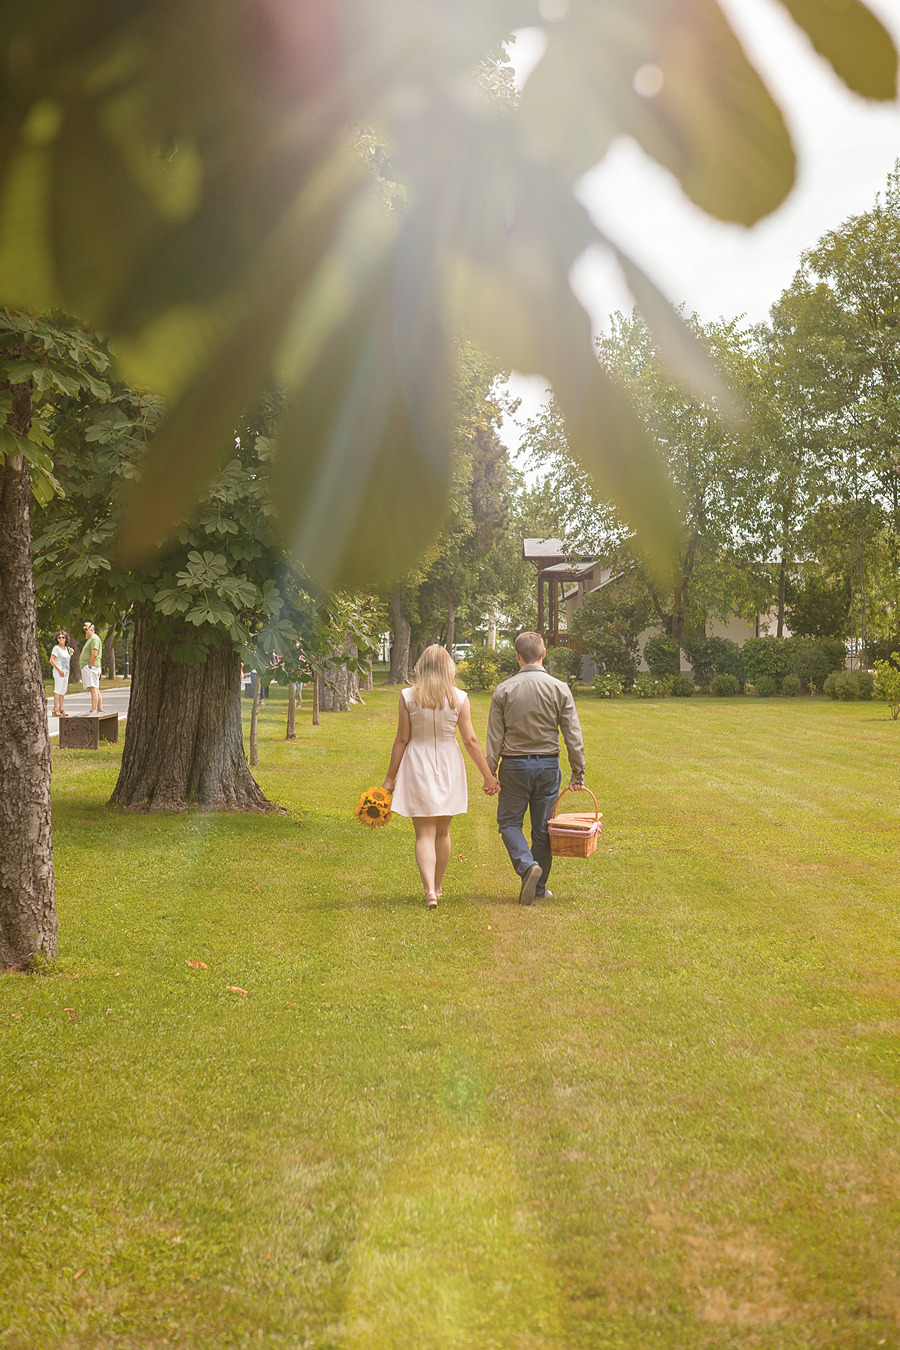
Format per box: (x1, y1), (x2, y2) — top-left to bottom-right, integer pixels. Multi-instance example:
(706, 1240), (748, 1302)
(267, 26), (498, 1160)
(642, 634), (680, 679)
(710, 672), (739, 697)
(593, 673), (624, 698)
(742, 637), (791, 692)
(754, 674), (776, 698)
(785, 636), (846, 693)
(545, 645), (584, 686)
(584, 633), (638, 687)
(781, 673), (802, 697)
(681, 636), (744, 691)
(875, 655), (900, 719)
(852, 670), (875, 701)
(634, 673), (667, 698)
(670, 674), (695, 697)
(828, 672), (858, 701)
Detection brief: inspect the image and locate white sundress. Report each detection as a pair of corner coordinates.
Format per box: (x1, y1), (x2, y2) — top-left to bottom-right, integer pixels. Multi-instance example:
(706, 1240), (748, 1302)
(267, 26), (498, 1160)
(51, 645), (71, 694)
(391, 688), (469, 818)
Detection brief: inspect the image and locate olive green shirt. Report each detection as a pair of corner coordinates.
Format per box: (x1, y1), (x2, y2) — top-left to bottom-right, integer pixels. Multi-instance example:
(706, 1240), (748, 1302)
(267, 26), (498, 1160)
(80, 633), (102, 670)
(486, 664), (586, 783)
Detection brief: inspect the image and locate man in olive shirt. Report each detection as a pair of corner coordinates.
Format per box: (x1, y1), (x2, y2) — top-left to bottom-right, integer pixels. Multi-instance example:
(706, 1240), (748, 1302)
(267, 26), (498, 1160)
(487, 631), (586, 905)
(80, 620), (103, 714)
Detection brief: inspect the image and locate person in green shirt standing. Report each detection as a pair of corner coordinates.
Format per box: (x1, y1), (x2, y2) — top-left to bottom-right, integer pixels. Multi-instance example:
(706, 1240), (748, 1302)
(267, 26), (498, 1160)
(80, 620), (103, 714)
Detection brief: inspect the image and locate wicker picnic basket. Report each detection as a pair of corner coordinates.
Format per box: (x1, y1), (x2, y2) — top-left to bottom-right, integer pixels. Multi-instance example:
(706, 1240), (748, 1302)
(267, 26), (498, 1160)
(548, 786), (602, 858)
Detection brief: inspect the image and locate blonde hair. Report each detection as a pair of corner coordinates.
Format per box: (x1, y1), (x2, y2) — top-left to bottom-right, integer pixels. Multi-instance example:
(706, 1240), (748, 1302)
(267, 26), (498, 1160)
(410, 644), (459, 711)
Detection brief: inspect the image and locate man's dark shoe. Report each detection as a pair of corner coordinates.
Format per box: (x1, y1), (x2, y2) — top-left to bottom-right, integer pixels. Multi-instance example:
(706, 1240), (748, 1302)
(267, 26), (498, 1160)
(519, 863), (542, 906)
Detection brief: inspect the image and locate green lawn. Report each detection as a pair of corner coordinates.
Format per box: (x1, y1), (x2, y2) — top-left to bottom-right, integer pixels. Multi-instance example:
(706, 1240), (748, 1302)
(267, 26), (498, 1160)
(2, 689), (899, 1349)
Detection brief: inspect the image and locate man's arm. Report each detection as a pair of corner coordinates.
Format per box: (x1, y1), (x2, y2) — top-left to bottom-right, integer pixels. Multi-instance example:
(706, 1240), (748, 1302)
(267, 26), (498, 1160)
(558, 689), (586, 786)
(485, 691), (505, 776)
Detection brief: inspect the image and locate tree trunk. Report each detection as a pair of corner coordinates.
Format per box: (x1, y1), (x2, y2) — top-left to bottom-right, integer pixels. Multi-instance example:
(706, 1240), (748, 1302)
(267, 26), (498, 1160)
(0, 383), (58, 967)
(103, 624), (117, 680)
(286, 682), (296, 739)
(319, 663), (350, 711)
(249, 674), (261, 767)
(445, 596), (456, 654)
(363, 659), (373, 692)
(386, 586), (411, 684)
(486, 615), (497, 649)
(776, 551), (787, 639)
(109, 606), (275, 812)
(312, 672), (320, 725)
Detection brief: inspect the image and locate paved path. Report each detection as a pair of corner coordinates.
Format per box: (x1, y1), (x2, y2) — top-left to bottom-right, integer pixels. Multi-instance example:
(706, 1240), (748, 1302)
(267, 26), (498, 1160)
(47, 686), (131, 738)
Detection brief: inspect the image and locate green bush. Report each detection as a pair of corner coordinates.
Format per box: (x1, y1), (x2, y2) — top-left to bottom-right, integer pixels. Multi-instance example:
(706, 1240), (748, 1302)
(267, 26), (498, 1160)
(785, 636), (846, 693)
(826, 672), (858, 701)
(781, 673), (802, 697)
(754, 674), (776, 698)
(670, 674), (695, 698)
(642, 634), (680, 679)
(593, 673), (624, 698)
(852, 670), (875, 701)
(456, 645), (514, 691)
(875, 655), (900, 719)
(587, 634), (638, 687)
(742, 637), (791, 692)
(710, 672), (739, 697)
(545, 645), (583, 686)
(634, 673), (667, 698)
(681, 636), (744, 691)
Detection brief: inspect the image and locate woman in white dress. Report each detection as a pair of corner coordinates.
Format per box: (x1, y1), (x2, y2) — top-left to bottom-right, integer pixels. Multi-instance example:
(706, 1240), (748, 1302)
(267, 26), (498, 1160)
(384, 645), (500, 908)
(49, 630), (73, 717)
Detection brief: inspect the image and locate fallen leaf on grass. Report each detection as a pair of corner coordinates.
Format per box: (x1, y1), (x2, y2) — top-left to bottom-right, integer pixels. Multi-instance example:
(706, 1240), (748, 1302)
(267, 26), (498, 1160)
(63, 1007), (74, 1013)
(399, 1024), (413, 1030)
(227, 986), (248, 995)
(186, 960), (208, 970)
(73, 1268), (86, 1281)
(11, 1014), (20, 1020)
(252, 886), (261, 892)
(457, 854), (467, 860)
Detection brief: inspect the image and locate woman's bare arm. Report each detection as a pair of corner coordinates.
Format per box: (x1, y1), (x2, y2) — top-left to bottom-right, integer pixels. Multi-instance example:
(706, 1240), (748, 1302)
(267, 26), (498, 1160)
(457, 698), (500, 794)
(383, 695), (412, 791)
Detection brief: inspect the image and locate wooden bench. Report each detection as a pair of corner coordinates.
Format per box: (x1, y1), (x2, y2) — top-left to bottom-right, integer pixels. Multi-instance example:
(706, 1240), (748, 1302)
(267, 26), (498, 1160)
(58, 712), (119, 749)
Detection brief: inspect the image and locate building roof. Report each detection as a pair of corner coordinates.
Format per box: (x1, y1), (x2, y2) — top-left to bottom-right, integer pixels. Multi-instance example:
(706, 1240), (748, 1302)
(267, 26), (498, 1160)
(540, 559), (597, 581)
(522, 538), (567, 564)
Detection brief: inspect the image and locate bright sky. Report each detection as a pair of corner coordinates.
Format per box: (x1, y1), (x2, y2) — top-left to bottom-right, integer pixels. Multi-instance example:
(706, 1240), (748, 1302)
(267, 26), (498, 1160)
(502, 0), (900, 447)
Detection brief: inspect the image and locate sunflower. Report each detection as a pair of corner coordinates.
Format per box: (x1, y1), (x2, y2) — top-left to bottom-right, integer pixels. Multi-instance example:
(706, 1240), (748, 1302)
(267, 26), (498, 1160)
(354, 786), (393, 828)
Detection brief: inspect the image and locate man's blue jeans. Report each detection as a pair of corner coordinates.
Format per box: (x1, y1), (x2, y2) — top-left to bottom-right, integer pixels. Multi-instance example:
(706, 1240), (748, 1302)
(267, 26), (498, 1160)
(497, 756), (562, 896)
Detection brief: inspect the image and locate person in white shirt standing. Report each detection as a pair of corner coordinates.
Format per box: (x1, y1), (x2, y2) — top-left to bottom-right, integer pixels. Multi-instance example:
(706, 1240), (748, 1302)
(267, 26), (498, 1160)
(80, 620), (103, 714)
(50, 629), (72, 717)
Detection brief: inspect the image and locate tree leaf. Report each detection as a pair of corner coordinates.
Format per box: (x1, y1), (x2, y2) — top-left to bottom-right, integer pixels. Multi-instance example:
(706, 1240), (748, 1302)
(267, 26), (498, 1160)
(776, 0), (897, 100)
(272, 240), (453, 587)
(520, 0), (795, 225)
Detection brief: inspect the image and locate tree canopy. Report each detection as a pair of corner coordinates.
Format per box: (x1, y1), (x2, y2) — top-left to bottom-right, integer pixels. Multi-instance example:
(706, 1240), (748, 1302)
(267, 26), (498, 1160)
(2, 0), (895, 583)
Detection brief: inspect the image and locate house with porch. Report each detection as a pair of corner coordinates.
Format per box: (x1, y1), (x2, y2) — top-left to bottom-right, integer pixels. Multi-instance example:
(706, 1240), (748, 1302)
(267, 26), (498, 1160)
(523, 538), (785, 677)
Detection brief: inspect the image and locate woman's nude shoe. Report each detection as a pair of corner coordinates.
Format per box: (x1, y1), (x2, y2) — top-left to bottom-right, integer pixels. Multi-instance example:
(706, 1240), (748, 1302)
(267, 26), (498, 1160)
(425, 892), (438, 909)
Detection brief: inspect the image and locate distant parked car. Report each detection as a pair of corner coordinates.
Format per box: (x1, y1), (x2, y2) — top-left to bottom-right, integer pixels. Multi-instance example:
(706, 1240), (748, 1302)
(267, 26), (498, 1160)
(452, 644), (474, 662)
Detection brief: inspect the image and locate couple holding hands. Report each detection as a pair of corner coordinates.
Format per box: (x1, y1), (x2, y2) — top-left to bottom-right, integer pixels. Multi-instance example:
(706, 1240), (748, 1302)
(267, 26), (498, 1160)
(383, 631), (586, 908)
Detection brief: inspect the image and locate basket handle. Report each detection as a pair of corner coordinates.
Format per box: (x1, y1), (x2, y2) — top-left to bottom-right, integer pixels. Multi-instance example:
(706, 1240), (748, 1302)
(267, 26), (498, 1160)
(552, 784), (599, 820)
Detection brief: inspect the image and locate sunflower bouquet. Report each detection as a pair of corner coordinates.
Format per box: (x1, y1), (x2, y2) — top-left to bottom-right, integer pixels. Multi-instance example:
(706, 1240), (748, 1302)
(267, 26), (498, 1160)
(354, 785), (393, 828)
